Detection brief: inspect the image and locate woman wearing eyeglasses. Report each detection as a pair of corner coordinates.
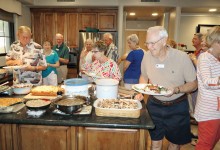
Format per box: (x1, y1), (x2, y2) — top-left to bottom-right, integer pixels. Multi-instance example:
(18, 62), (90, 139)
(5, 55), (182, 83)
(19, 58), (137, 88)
(82, 40), (121, 81)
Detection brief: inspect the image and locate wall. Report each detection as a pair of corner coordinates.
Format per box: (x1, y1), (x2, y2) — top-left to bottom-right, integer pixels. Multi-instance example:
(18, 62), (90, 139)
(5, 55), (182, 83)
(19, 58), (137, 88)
(0, 0), (22, 15)
(178, 14), (220, 50)
(126, 21), (156, 30)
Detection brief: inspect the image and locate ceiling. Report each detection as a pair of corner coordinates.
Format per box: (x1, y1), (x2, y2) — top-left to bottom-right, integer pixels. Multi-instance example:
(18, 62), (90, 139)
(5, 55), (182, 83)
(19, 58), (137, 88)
(125, 6), (220, 21)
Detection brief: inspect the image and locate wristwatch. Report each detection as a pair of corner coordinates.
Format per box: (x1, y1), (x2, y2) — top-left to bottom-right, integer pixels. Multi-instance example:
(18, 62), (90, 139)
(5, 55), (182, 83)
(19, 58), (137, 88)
(175, 87), (180, 94)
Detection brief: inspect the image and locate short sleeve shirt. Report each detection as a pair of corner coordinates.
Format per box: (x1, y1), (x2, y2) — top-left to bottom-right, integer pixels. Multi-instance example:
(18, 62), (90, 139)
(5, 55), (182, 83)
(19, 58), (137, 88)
(124, 49), (144, 84)
(52, 43), (69, 65)
(141, 47), (196, 101)
(42, 50), (59, 78)
(6, 40), (47, 85)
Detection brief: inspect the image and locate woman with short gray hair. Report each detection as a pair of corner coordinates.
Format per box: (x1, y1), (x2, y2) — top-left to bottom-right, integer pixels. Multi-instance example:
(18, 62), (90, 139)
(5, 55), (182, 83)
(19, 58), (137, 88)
(123, 34), (144, 90)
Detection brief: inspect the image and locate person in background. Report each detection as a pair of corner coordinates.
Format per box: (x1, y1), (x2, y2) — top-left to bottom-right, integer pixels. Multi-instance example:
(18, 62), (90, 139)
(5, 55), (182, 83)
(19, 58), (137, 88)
(103, 32), (119, 62)
(42, 41), (60, 86)
(123, 34), (144, 90)
(82, 40), (121, 81)
(52, 33), (69, 84)
(6, 26), (47, 85)
(136, 26), (197, 150)
(79, 39), (94, 78)
(189, 33), (204, 65)
(194, 26), (220, 150)
(167, 38), (177, 49)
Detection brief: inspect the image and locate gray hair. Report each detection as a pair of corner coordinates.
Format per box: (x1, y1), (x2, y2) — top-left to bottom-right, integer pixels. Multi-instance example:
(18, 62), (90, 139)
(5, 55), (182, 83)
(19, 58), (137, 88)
(103, 32), (113, 40)
(206, 26), (220, 46)
(147, 26), (168, 39)
(194, 33), (203, 41)
(127, 34), (139, 44)
(85, 38), (93, 44)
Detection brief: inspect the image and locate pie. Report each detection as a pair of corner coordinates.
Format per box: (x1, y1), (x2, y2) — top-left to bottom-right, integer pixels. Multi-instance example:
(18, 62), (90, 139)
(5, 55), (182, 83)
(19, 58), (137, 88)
(31, 86), (64, 96)
(0, 98), (23, 107)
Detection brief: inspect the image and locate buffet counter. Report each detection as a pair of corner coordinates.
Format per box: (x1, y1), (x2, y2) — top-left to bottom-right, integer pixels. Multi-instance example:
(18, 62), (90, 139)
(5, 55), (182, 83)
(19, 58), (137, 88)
(0, 94), (154, 150)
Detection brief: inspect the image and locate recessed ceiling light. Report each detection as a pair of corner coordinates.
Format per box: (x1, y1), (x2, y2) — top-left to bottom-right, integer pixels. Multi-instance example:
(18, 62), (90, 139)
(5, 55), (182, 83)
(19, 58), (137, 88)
(209, 8), (217, 12)
(152, 13), (158, 16)
(129, 12), (136, 16)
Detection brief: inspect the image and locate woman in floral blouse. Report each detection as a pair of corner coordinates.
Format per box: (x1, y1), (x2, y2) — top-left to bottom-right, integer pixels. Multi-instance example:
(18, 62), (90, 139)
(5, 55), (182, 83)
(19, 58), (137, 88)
(82, 40), (121, 81)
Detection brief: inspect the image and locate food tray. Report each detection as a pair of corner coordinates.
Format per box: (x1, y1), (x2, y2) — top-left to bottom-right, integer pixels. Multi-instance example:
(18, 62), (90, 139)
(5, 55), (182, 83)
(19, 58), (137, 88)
(93, 99), (142, 118)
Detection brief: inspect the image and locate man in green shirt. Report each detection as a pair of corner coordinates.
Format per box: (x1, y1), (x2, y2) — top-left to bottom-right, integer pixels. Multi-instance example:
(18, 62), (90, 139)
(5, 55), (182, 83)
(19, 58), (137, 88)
(53, 33), (69, 84)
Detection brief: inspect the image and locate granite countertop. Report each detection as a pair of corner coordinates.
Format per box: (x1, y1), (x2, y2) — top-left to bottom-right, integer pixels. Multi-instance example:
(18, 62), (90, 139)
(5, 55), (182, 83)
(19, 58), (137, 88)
(0, 96), (155, 130)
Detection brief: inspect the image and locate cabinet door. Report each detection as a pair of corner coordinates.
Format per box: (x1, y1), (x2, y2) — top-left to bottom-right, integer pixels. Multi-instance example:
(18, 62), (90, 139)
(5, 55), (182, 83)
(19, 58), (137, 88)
(31, 12), (43, 45)
(78, 127), (142, 150)
(17, 125), (76, 150)
(98, 13), (117, 31)
(79, 13), (97, 30)
(66, 13), (78, 48)
(56, 13), (66, 37)
(43, 13), (56, 44)
(0, 124), (13, 150)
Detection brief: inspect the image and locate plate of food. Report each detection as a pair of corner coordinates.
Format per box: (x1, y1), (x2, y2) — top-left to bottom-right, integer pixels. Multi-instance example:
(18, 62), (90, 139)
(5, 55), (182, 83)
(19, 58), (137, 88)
(3, 65), (25, 70)
(132, 84), (172, 96)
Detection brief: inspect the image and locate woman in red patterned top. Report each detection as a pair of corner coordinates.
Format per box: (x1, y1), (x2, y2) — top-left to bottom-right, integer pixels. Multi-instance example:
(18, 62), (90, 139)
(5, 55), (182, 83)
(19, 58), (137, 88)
(82, 40), (121, 81)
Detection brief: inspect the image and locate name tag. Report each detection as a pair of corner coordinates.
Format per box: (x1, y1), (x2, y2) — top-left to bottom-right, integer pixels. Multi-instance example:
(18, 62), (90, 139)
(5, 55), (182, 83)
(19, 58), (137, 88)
(155, 64), (165, 68)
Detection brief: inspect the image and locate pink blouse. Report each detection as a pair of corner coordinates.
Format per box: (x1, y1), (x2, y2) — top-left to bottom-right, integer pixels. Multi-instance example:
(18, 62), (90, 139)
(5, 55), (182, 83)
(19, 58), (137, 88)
(83, 59), (121, 81)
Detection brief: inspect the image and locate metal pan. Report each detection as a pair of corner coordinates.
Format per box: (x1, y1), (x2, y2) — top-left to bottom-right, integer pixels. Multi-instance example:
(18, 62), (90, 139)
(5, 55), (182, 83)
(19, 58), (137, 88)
(54, 96), (86, 114)
(25, 99), (51, 111)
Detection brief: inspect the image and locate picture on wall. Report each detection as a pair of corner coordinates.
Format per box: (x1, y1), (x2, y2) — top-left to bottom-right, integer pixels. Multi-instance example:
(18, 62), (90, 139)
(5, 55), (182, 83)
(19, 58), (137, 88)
(196, 24), (219, 34)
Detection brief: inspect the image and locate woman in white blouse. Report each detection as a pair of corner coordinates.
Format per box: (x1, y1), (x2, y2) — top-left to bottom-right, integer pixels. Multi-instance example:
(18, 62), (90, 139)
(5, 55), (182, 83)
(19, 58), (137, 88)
(194, 26), (220, 150)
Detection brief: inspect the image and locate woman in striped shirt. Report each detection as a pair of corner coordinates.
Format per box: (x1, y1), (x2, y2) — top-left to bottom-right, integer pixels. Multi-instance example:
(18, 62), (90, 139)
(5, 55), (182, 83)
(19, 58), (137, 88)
(194, 26), (220, 150)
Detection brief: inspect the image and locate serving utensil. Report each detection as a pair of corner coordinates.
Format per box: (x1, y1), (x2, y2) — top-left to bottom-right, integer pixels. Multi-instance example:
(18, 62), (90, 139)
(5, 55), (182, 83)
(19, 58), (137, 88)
(0, 81), (9, 87)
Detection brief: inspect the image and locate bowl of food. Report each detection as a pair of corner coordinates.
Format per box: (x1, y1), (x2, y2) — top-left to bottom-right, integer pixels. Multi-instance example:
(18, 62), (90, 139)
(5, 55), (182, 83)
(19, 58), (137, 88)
(12, 84), (33, 95)
(55, 96), (85, 114)
(25, 99), (51, 111)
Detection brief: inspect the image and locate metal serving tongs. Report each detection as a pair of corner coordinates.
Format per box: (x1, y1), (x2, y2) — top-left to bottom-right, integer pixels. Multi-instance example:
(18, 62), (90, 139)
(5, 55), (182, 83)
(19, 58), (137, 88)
(0, 81), (9, 87)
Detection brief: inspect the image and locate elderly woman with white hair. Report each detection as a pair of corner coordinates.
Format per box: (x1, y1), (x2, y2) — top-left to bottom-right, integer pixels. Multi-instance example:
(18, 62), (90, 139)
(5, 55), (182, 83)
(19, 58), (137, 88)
(79, 38), (94, 78)
(123, 34), (144, 90)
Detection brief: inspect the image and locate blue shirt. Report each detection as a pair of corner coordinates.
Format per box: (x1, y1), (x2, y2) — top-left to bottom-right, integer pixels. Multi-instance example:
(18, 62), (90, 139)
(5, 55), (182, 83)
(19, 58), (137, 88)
(42, 50), (59, 78)
(124, 49), (144, 84)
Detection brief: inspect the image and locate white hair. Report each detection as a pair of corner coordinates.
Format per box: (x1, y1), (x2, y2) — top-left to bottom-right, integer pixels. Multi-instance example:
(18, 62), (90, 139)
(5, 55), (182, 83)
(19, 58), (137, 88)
(147, 26), (168, 38)
(103, 32), (113, 40)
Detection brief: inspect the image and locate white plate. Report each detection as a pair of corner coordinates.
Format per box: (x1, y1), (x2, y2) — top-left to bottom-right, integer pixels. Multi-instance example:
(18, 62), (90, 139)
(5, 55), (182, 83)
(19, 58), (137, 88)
(132, 84), (172, 96)
(3, 66), (25, 69)
(84, 71), (104, 79)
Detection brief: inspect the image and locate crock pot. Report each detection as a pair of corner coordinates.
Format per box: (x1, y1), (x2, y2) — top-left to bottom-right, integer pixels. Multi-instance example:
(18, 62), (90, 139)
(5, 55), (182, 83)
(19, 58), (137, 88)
(95, 79), (119, 99)
(63, 78), (89, 96)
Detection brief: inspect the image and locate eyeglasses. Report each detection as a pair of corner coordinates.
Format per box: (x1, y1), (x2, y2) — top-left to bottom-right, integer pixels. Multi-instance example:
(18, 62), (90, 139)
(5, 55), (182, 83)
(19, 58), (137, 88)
(145, 37), (164, 46)
(92, 51), (99, 53)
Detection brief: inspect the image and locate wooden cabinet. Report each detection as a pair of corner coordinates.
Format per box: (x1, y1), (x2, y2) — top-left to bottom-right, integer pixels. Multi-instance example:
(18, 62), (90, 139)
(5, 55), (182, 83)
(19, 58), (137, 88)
(66, 13), (78, 48)
(31, 9), (117, 48)
(78, 127), (147, 150)
(15, 125), (77, 150)
(43, 13), (56, 44)
(98, 13), (117, 31)
(0, 124), (13, 150)
(31, 12), (43, 45)
(78, 13), (97, 30)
